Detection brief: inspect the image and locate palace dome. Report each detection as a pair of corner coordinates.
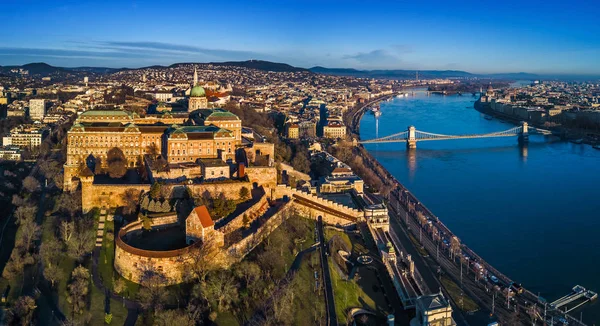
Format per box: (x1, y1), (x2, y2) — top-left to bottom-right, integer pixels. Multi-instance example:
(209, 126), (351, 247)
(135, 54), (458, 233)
(190, 85), (206, 97)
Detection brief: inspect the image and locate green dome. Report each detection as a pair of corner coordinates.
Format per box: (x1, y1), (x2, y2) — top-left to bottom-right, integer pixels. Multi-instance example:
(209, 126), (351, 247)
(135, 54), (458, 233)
(190, 85), (206, 97)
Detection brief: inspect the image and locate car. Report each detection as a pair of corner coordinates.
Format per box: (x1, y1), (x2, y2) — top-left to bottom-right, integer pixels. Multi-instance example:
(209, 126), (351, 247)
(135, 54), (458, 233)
(510, 282), (524, 294)
(489, 275), (499, 284)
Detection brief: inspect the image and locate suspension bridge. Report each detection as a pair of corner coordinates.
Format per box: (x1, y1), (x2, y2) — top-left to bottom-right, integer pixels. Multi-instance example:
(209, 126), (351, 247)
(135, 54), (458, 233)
(358, 122), (554, 148)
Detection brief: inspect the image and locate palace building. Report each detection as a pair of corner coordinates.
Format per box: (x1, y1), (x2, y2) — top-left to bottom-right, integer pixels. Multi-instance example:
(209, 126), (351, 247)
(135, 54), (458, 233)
(63, 108), (244, 190)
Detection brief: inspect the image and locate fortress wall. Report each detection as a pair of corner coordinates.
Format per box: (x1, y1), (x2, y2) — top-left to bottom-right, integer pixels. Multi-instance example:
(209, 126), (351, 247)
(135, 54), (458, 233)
(274, 185), (363, 220)
(226, 202), (294, 261)
(115, 220), (199, 285)
(185, 181), (254, 200)
(219, 192), (270, 233)
(278, 162), (311, 182)
(81, 181), (150, 213)
(245, 166), (278, 193)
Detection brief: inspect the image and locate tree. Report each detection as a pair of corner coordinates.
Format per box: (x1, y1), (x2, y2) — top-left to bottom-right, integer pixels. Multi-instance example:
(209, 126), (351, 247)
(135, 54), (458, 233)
(66, 219), (95, 261)
(201, 271), (238, 312)
(6, 296), (36, 326)
(153, 308), (200, 326)
(291, 151), (310, 174)
(121, 188), (140, 215)
(184, 237), (218, 283)
(242, 214), (250, 229)
(107, 147), (127, 178)
(67, 266), (91, 315)
(44, 264), (65, 289)
(146, 143), (159, 156)
(140, 214), (152, 231)
(138, 266), (168, 311)
(55, 191), (81, 219)
(14, 206), (37, 225)
(60, 220), (75, 243)
(18, 218), (41, 251)
(22, 176), (41, 193)
(149, 182), (161, 200)
(113, 278), (127, 295)
(239, 187), (250, 201)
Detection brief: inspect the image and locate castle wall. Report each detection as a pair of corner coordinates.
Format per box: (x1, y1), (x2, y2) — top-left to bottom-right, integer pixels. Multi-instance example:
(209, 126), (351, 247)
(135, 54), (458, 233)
(245, 166), (277, 195)
(279, 162), (311, 182)
(115, 220), (198, 285)
(217, 191), (269, 233)
(82, 180), (255, 213)
(273, 185), (363, 224)
(81, 181), (150, 213)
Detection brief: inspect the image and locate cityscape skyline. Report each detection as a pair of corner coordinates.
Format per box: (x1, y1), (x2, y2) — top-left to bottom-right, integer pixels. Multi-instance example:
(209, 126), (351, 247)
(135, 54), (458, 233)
(1, 0), (599, 75)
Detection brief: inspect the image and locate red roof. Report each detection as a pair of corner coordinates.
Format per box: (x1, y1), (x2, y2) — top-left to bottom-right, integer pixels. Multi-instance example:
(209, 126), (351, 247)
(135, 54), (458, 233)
(194, 205), (214, 228)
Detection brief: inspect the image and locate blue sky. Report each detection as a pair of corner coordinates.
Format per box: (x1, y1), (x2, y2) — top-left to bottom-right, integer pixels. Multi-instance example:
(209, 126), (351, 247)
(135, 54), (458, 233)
(1, 0), (599, 74)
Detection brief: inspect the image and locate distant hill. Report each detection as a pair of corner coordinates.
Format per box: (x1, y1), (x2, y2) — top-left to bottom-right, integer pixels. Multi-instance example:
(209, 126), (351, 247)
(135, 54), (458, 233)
(310, 66), (475, 79)
(0, 62), (122, 77)
(167, 60), (308, 73)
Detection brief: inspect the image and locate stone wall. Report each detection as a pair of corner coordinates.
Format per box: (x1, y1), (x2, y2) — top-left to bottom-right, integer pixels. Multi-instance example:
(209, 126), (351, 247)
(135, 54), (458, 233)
(82, 179), (255, 213)
(279, 162), (311, 183)
(115, 220), (199, 285)
(217, 191), (270, 233)
(225, 202), (294, 261)
(81, 179), (150, 213)
(274, 185), (363, 224)
(245, 166), (278, 194)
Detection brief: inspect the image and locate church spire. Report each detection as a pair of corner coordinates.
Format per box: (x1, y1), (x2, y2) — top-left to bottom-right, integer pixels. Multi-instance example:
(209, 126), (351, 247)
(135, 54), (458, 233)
(193, 67), (198, 86)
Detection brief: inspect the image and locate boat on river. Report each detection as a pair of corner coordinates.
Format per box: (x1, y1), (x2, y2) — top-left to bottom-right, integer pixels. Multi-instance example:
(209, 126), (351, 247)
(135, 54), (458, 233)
(570, 139), (583, 144)
(593, 145), (600, 150)
(484, 115), (493, 120)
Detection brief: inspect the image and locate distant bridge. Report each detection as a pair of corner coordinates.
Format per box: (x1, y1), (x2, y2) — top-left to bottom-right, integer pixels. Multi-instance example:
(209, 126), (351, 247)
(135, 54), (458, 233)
(358, 122), (554, 148)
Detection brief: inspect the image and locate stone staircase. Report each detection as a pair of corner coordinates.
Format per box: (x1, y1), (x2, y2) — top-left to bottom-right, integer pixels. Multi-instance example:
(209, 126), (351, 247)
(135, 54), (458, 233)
(96, 208), (108, 247)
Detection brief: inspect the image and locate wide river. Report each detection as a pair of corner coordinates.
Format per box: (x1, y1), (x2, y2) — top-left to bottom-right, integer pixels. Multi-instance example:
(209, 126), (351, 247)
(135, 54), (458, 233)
(360, 90), (600, 324)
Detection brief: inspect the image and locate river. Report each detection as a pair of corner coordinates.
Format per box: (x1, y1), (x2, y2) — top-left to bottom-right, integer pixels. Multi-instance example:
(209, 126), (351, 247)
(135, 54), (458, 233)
(360, 90), (600, 324)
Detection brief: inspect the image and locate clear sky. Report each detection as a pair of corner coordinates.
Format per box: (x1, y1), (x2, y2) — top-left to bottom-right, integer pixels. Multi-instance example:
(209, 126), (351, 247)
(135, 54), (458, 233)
(1, 0), (599, 74)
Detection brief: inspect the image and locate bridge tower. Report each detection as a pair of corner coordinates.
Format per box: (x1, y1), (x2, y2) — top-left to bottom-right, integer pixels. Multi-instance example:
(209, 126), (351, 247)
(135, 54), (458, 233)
(519, 121), (529, 144)
(407, 125), (417, 149)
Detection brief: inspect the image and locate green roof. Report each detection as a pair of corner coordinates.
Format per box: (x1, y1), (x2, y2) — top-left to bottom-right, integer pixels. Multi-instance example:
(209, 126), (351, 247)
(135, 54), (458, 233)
(80, 110), (132, 117)
(190, 85), (206, 97)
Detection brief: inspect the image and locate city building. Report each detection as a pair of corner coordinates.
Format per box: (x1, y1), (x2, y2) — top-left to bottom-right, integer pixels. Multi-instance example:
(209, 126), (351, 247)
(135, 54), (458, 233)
(323, 120), (347, 139)
(2, 125), (46, 147)
(0, 146), (22, 160)
(286, 123), (299, 139)
(29, 99), (47, 120)
(411, 292), (456, 326)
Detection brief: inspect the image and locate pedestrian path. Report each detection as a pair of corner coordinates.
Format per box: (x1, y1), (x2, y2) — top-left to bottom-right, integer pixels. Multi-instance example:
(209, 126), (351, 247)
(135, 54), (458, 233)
(96, 208), (107, 247)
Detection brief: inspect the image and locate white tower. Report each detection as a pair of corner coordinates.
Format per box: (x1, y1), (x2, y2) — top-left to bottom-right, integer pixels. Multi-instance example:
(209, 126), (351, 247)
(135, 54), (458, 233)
(193, 67), (198, 86)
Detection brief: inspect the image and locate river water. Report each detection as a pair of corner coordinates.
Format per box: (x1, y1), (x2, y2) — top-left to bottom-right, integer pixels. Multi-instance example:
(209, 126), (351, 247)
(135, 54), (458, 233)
(360, 90), (600, 324)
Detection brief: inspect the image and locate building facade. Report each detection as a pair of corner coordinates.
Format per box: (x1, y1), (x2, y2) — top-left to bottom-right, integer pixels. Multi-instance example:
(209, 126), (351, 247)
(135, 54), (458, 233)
(29, 99), (47, 120)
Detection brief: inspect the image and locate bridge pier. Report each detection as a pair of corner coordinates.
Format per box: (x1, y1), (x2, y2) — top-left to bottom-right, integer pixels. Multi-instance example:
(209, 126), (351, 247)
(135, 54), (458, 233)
(407, 126), (417, 149)
(518, 122), (529, 144)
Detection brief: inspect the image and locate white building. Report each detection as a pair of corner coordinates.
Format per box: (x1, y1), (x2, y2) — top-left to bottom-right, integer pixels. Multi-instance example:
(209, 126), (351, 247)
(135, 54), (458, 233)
(0, 146), (22, 160)
(29, 99), (47, 120)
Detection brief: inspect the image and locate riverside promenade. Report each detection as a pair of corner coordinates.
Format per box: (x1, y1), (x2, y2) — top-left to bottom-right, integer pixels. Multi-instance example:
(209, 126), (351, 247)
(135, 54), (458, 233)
(347, 99), (589, 326)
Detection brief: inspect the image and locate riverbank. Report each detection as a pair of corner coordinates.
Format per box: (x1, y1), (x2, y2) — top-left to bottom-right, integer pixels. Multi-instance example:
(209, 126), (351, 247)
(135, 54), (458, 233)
(475, 98), (600, 145)
(344, 96), (594, 325)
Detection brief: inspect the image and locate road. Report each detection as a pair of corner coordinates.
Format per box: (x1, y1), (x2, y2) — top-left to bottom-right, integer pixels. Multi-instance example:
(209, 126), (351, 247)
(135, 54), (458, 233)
(317, 216), (337, 326)
(388, 190), (582, 325)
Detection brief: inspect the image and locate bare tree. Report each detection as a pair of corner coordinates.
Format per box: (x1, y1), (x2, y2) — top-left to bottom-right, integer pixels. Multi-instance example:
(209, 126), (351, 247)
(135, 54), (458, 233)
(107, 147), (127, 178)
(201, 270), (239, 312)
(121, 188), (140, 215)
(6, 296), (37, 326)
(184, 237), (218, 283)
